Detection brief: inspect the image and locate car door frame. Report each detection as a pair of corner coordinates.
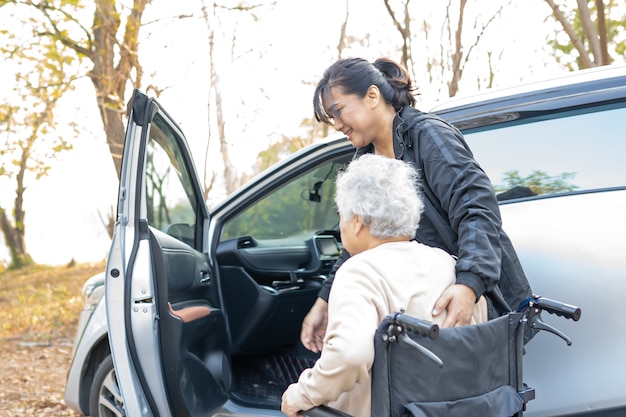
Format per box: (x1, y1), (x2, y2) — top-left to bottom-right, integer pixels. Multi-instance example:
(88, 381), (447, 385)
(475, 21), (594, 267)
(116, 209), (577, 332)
(105, 89), (229, 417)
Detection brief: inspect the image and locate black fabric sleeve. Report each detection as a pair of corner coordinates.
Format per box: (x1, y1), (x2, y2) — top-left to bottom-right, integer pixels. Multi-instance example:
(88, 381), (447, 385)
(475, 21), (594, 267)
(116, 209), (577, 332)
(417, 119), (503, 299)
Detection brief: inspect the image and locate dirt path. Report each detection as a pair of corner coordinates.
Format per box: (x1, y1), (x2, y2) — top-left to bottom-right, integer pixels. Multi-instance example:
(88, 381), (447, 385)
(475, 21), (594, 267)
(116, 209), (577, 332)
(0, 339), (81, 416)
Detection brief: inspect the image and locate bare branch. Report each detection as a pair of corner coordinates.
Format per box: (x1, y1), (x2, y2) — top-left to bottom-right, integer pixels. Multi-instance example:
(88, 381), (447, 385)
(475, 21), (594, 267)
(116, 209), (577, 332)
(383, 0), (413, 70)
(448, 0), (467, 97)
(576, 0), (601, 64)
(30, 0), (93, 58)
(337, 0), (349, 59)
(460, 2), (507, 78)
(596, 0), (610, 64)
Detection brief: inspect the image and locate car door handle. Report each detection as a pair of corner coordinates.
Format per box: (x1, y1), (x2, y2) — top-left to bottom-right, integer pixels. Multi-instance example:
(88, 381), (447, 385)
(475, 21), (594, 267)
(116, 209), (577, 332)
(200, 271), (211, 284)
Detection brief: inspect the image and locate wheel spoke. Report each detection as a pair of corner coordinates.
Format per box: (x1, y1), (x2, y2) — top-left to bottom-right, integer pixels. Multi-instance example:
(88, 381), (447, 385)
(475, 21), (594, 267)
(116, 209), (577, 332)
(98, 368), (125, 417)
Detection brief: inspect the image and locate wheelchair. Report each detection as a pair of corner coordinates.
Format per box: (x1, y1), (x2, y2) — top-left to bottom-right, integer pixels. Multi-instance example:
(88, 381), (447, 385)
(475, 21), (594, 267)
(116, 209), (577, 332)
(305, 295), (581, 417)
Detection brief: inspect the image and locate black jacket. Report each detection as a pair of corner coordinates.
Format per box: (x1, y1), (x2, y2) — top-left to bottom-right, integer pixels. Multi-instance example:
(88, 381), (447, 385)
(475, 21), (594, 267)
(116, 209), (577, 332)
(319, 106), (533, 324)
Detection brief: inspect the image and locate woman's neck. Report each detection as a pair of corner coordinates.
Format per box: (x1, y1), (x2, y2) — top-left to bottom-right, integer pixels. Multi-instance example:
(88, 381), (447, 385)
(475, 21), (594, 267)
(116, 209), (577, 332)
(372, 105), (398, 158)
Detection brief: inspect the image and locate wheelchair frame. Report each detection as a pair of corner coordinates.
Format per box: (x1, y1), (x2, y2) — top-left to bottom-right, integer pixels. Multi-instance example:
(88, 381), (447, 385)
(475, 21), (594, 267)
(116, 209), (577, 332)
(306, 295), (581, 417)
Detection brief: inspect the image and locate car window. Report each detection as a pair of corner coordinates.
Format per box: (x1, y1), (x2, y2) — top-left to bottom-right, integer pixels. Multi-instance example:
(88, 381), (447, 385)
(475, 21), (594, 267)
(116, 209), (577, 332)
(145, 113), (198, 246)
(464, 105), (626, 200)
(220, 159), (347, 241)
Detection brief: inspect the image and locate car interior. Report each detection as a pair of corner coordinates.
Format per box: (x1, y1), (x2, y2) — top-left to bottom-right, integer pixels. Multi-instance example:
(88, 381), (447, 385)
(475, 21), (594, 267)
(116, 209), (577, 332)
(214, 157), (350, 408)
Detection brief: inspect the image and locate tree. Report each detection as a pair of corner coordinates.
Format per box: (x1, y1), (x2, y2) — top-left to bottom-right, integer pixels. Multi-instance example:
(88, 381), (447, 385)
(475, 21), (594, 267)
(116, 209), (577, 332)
(314, 0), (350, 142)
(544, 0), (626, 70)
(382, 0), (510, 97)
(383, 0), (415, 76)
(494, 169), (579, 196)
(441, 0), (509, 97)
(199, 0), (223, 200)
(1, 0), (151, 180)
(0, 27), (76, 268)
(1, 0), (155, 239)
(197, 1), (281, 197)
(253, 118), (325, 174)
(251, 0), (351, 173)
(88, 0), (149, 178)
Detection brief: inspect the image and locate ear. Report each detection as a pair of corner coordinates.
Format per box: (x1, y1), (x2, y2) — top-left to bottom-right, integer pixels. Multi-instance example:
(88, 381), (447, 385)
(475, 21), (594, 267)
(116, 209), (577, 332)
(366, 85), (381, 108)
(353, 216), (365, 236)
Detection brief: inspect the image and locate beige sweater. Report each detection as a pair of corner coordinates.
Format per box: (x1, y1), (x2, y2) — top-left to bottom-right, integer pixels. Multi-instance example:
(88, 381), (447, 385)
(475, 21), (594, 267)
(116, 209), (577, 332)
(282, 241), (488, 417)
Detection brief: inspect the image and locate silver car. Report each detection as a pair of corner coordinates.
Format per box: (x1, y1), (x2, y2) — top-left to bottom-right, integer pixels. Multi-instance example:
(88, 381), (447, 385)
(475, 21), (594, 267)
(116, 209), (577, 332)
(65, 64), (626, 417)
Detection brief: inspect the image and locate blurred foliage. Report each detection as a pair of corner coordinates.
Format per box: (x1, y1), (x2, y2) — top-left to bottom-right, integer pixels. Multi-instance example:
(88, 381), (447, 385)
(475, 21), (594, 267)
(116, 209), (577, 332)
(545, 0), (626, 70)
(0, 261), (105, 343)
(255, 135), (313, 173)
(253, 117), (331, 174)
(222, 160), (344, 240)
(0, 12), (78, 269)
(0, 0), (149, 180)
(495, 169), (579, 196)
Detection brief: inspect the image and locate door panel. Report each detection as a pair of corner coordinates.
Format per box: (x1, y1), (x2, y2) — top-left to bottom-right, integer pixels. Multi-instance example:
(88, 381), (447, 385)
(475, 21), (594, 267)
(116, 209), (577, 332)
(151, 230), (230, 416)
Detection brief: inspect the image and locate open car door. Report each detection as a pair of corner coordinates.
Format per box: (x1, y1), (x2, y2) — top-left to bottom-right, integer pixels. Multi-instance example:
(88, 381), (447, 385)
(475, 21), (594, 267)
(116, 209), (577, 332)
(105, 90), (230, 417)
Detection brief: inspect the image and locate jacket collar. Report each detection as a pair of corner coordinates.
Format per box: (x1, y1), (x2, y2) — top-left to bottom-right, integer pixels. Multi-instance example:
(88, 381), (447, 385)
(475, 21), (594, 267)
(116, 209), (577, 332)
(393, 107), (412, 159)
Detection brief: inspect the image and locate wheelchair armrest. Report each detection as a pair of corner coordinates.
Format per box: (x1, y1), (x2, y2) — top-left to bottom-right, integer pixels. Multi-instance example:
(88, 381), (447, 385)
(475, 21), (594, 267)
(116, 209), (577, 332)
(304, 405), (353, 417)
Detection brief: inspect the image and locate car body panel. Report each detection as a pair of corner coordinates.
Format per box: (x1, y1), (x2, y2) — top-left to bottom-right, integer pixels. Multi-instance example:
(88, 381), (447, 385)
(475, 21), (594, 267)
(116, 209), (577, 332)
(500, 189), (626, 416)
(64, 274), (109, 413)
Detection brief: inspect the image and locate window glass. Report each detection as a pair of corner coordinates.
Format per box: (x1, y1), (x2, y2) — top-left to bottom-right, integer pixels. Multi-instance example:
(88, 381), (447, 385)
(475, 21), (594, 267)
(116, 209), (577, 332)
(465, 106), (626, 200)
(145, 113), (198, 246)
(221, 159), (347, 241)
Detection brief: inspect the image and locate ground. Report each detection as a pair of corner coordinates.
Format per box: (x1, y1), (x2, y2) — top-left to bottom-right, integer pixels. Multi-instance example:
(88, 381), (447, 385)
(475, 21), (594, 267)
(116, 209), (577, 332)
(0, 339), (81, 416)
(0, 261), (105, 417)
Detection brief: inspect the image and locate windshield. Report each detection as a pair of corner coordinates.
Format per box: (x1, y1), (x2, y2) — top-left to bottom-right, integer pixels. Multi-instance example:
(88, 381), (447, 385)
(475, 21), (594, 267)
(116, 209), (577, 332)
(221, 159), (347, 240)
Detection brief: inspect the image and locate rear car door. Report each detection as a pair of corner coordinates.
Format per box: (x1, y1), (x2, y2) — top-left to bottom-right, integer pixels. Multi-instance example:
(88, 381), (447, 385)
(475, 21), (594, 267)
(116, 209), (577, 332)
(105, 90), (230, 417)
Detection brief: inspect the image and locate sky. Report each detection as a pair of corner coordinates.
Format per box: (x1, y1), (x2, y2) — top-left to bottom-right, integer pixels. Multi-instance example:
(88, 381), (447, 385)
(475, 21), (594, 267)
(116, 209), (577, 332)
(0, 0), (574, 266)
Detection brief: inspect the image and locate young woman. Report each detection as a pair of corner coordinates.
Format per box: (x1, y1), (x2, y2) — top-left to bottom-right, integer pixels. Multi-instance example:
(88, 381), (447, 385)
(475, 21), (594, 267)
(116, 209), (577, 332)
(300, 57), (533, 354)
(281, 155), (487, 417)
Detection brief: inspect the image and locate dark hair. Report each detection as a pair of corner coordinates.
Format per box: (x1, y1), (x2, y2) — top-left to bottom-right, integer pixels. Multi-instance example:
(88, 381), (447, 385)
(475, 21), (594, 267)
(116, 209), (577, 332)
(313, 57), (419, 124)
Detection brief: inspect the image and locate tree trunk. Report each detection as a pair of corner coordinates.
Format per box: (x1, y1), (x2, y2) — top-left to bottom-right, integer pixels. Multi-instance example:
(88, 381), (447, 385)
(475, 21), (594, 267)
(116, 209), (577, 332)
(383, 0), (414, 78)
(576, 0), (601, 65)
(200, 1), (236, 196)
(0, 143), (34, 268)
(596, 0), (610, 65)
(88, 0), (149, 179)
(0, 208), (32, 269)
(448, 0), (467, 97)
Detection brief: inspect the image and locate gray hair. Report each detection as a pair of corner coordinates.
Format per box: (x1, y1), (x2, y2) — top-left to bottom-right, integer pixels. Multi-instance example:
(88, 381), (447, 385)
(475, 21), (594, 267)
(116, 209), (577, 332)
(335, 154), (424, 239)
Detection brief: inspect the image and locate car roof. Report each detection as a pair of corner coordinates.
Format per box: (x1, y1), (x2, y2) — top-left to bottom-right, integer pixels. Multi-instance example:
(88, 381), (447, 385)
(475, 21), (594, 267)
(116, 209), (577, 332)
(428, 64), (626, 131)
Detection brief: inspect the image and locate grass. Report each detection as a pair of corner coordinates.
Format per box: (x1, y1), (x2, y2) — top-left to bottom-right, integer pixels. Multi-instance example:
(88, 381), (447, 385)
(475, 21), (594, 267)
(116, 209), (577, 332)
(0, 261), (106, 343)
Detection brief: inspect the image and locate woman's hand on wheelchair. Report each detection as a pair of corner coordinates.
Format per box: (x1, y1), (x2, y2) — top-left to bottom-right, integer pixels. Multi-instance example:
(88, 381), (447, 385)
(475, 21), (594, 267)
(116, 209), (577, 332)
(432, 284), (476, 327)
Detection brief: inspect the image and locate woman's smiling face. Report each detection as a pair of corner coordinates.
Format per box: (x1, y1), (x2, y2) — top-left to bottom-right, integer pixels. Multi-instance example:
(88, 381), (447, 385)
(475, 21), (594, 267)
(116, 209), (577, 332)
(322, 86), (378, 149)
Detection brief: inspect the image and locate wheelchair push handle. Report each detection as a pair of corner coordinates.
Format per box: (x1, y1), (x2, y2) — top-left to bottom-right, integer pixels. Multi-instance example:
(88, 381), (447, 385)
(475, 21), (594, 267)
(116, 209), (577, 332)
(394, 312), (439, 340)
(532, 296), (581, 321)
(518, 295), (581, 321)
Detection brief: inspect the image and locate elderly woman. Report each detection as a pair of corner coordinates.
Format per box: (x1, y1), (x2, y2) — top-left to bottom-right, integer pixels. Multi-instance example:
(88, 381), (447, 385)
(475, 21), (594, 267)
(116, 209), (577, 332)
(281, 154), (488, 417)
